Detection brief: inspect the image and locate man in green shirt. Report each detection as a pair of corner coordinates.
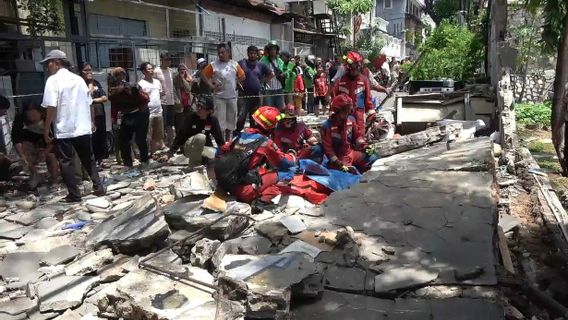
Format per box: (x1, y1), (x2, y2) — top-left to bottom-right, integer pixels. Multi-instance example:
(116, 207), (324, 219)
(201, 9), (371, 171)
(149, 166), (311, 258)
(259, 40), (286, 110)
(280, 51), (296, 105)
(302, 55), (317, 114)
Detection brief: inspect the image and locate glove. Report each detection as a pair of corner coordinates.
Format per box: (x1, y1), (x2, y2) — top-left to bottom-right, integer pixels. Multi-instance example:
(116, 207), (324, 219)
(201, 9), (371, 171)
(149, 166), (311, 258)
(366, 110), (377, 124)
(365, 146), (376, 156)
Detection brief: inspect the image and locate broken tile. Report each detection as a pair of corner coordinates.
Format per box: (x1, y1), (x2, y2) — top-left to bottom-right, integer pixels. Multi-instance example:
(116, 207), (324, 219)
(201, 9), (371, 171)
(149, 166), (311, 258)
(41, 245), (80, 266)
(0, 252), (45, 283)
(65, 249), (113, 276)
(0, 297), (37, 316)
(499, 214), (521, 233)
(37, 275), (100, 312)
(0, 221), (30, 240)
(279, 216), (307, 234)
(190, 238), (221, 269)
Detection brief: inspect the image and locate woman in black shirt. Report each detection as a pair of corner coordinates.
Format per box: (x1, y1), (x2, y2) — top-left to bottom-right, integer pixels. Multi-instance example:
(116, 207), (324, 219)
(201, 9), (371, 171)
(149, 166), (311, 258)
(81, 63), (109, 164)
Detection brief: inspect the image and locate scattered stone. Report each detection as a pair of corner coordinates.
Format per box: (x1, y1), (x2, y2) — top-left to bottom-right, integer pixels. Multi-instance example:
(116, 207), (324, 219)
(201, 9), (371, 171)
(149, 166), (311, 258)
(498, 178), (517, 187)
(41, 245), (80, 266)
(218, 253), (323, 318)
(413, 286), (462, 299)
(111, 201), (133, 213)
(0, 252), (45, 283)
(107, 181), (130, 192)
(76, 211), (92, 222)
(86, 198), (169, 253)
(65, 249), (113, 276)
(0, 297), (36, 316)
(96, 269), (216, 319)
(160, 194), (175, 205)
(85, 198), (111, 209)
(37, 275), (100, 312)
(374, 266), (439, 293)
(253, 210), (275, 222)
(143, 178), (156, 191)
(279, 216), (307, 234)
(96, 255), (136, 283)
(0, 221), (30, 240)
(190, 238), (221, 269)
(499, 214), (522, 233)
(170, 171), (212, 198)
(212, 236), (273, 269)
(107, 192), (121, 200)
(5, 204), (69, 226)
(164, 199), (251, 241)
(381, 246), (396, 255)
(254, 221), (289, 243)
(16, 201), (37, 210)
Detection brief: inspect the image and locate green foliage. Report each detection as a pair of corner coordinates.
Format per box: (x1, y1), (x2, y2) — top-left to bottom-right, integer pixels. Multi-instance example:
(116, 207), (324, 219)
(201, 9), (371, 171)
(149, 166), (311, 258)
(354, 21), (386, 57)
(428, 0), (462, 24)
(409, 21), (484, 80)
(326, 0), (374, 15)
(526, 0), (567, 54)
(17, 0), (63, 37)
(516, 102), (552, 126)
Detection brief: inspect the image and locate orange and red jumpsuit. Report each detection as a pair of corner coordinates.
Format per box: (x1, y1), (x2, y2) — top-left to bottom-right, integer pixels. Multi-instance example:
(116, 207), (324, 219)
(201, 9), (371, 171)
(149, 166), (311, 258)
(272, 122), (321, 161)
(333, 74), (373, 137)
(219, 128), (296, 203)
(320, 114), (375, 173)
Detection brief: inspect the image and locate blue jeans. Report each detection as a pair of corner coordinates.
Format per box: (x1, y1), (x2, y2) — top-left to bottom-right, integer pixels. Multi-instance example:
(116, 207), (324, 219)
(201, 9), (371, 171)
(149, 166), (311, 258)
(263, 89), (284, 111)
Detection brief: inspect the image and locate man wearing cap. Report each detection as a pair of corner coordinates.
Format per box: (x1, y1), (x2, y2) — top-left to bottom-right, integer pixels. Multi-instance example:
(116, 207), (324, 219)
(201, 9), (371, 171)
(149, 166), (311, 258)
(166, 95), (224, 167)
(154, 52), (176, 146)
(40, 49), (105, 202)
(236, 45), (274, 133)
(259, 40), (286, 110)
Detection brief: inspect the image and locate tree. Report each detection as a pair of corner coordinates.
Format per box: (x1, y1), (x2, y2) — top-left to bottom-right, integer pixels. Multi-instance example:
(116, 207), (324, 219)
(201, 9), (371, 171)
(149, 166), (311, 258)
(424, 0), (462, 25)
(327, 0), (374, 45)
(526, 0), (568, 173)
(17, 0), (63, 37)
(406, 21), (484, 80)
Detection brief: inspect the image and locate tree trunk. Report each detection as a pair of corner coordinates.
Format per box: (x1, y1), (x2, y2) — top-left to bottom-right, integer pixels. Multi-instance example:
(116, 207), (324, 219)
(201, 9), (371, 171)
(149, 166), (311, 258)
(551, 14), (568, 175)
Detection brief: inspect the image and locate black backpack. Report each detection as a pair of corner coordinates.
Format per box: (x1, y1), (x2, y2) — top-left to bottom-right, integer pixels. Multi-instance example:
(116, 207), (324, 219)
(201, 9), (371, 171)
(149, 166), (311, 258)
(214, 135), (267, 192)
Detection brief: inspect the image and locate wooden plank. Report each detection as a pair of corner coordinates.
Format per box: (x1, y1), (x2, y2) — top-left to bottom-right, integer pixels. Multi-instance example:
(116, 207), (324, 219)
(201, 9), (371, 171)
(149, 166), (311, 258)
(498, 226), (515, 274)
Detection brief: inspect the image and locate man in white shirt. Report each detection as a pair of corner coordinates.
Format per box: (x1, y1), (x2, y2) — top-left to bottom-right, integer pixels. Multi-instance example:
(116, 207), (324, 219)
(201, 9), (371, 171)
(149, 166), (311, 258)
(139, 62), (165, 154)
(154, 52), (176, 146)
(41, 49), (105, 202)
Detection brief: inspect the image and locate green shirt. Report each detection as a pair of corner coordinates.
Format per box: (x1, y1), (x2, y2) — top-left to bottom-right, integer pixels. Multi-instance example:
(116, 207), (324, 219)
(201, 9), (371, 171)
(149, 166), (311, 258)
(303, 65), (317, 89)
(259, 56), (285, 90)
(283, 61), (296, 93)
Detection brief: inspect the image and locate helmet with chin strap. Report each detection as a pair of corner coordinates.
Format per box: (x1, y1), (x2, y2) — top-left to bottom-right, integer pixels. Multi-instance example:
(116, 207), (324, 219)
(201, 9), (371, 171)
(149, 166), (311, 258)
(330, 94), (354, 114)
(252, 106), (285, 131)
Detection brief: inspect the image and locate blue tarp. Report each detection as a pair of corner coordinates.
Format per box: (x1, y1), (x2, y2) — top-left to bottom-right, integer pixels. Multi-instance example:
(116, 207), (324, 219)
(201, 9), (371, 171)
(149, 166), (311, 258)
(278, 159), (361, 192)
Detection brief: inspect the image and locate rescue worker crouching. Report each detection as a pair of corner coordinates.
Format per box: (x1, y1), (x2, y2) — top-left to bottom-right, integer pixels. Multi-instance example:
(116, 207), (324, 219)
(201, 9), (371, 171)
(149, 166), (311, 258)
(214, 106), (297, 203)
(321, 94), (378, 174)
(165, 96), (224, 167)
(273, 104), (321, 162)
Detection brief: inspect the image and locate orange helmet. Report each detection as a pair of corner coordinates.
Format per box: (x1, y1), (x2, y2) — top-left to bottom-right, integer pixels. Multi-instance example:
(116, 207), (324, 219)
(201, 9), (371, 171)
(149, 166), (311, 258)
(346, 51), (363, 66)
(252, 106), (284, 131)
(330, 94), (353, 114)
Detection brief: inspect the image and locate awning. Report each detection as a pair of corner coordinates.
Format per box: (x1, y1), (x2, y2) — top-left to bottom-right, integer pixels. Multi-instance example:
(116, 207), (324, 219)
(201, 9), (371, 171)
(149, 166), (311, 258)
(248, 0), (286, 15)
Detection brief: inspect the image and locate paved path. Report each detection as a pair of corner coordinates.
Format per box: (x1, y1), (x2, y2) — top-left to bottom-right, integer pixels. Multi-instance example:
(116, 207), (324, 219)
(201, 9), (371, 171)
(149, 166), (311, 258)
(292, 138), (503, 319)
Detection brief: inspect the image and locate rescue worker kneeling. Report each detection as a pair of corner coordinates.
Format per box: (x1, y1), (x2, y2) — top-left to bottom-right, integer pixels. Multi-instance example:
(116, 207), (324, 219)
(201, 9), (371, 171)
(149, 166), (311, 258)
(165, 96), (224, 166)
(215, 106), (297, 203)
(272, 104), (321, 162)
(321, 94), (378, 174)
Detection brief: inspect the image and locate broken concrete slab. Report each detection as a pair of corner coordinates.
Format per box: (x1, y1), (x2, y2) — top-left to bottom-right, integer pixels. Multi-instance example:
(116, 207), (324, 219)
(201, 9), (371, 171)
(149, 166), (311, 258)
(279, 216), (307, 234)
(0, 221), (30, 240)
(5, 204), (70, 226)
(96, 269), (216, 320)
(84, 198), (111, 209)
(164, 199), (251, 241)
(97, 255), (137, 283)
(86, 198), (169, 253)
(107, 181), (130, 192)
(41, 245), (80, 266)
(218, 253), (323, 319)
(374, 266), (439, 293)
(254, 220), (289, 243)
(324, 265), (369, 293)
(0, 252), (45, 283)
(212, 236), (273, 269)
(499, 214), (522, 233)
(65, 249), (113, 276)
(190, 238), (221, 269)
(291, 290), (393, 319)
(0, 297), (37, 316)
(37, 275), (100, 312)
(170, 171), (212, 198)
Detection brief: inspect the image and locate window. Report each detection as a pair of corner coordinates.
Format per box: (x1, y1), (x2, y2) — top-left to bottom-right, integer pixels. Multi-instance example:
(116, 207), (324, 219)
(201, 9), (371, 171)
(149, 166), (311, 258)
(384, 0), (392, 9)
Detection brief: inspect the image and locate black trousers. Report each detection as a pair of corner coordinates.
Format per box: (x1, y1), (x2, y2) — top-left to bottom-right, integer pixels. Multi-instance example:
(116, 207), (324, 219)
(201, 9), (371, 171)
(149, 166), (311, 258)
(236, 96), (261, 133)
(56, 134), (102, 199)
(120, 110), (150, 167)
(92, 114), (108, 161)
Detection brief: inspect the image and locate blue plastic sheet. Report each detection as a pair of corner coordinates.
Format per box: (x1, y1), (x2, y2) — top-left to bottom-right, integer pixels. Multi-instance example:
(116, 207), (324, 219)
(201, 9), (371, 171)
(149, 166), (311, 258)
(278, 159), (361, 192)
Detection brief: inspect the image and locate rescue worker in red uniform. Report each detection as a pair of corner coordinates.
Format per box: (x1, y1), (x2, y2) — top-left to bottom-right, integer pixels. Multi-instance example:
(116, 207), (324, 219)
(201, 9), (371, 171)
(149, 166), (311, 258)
(321, 94), (378, 174)
(333, 51), (375, 137)
(272, 104), (320, 161)
(217, 106), (297, 203)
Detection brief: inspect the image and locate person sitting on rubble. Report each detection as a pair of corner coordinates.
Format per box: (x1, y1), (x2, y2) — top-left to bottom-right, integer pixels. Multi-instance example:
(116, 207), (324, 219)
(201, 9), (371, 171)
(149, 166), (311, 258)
(321, 94), (378, 174)
(11, 100), (59, 188)
(272, 104), (320, 162)
(165, 96), (224, 167)
(214, 106), (297, 203)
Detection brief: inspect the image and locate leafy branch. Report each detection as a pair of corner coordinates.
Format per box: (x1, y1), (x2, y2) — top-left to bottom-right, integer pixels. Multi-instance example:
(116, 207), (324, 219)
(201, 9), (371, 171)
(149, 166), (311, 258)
(16, 0), (63, 37)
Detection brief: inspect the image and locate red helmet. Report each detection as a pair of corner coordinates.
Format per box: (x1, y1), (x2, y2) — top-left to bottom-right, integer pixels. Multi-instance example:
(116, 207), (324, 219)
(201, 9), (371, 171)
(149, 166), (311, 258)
(330, 94), (353, 114)
(252, 106), (284, 131)
(345, 51), (363, 66)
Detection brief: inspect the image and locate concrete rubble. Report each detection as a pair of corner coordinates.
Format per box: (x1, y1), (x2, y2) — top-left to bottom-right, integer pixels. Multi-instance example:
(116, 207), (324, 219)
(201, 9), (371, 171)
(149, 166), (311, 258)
(0, 132), (505, 319)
